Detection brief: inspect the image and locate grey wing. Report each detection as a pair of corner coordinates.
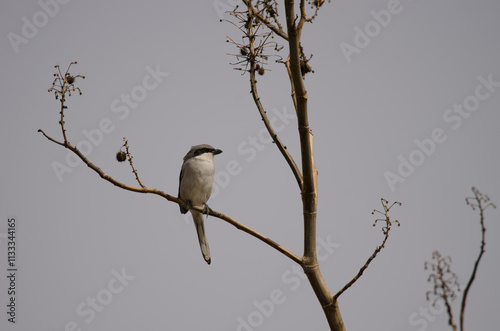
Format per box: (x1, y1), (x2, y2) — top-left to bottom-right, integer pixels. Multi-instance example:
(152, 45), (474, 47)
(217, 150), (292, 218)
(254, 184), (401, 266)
(178, 167), (188, 214)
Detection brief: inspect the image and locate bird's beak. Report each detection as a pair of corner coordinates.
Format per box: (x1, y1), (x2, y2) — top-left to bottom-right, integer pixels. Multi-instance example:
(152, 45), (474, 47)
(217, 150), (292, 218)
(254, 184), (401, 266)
(213, 149), (222, 155)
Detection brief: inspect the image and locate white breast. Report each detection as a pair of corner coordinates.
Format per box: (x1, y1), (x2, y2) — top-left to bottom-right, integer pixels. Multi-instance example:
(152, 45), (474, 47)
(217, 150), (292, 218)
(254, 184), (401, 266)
(179, 154), (215, 206)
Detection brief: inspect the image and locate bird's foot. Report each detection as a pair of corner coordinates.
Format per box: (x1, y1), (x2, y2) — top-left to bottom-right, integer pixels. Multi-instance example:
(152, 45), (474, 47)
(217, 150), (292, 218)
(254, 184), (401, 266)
(202, 203), (212, 219)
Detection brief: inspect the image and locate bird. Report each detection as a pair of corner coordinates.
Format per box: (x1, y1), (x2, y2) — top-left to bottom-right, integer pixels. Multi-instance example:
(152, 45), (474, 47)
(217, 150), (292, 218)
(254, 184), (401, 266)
(178, 144), (222, 264)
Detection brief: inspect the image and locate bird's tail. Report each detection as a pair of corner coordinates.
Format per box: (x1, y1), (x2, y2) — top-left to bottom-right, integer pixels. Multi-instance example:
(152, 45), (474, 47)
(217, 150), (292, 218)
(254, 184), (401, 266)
(192, 211), (211, 264)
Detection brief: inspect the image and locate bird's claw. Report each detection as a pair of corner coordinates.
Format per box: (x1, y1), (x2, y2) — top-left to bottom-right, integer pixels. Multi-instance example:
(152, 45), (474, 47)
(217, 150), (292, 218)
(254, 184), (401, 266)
(202, 203), (212, 219)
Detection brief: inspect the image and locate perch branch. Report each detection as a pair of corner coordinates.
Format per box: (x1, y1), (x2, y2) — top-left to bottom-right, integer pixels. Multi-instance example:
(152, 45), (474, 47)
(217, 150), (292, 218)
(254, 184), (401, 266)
(39, 127), (301, 264)
(40, 62), (301, 265)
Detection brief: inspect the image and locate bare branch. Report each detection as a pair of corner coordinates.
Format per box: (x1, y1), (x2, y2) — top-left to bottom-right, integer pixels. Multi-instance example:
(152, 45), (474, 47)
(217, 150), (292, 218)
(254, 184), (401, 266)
(37, 129), (65, 147)
(283, 1), (346, 330)
(425, 251), (459, 331)
(283, 57), (298, 117)
(460, 187), (496, 331)
(249, 70), (303, 188)
(285, 0), (315, 261)
(224, 2), (303, 188)
(334, 199), (401, 301)
(208, 208), (301, 264)
(244, 3), (303, 189)
(40, 62), (301, 265)
(424, 187), (496, 331)
(299, 0), (307, 32)
(372, 198), (401, 235)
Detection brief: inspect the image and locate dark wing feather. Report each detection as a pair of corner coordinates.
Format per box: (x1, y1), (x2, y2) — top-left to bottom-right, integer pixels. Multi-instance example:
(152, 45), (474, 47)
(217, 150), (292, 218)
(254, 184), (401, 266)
(178, 167), (188, 214)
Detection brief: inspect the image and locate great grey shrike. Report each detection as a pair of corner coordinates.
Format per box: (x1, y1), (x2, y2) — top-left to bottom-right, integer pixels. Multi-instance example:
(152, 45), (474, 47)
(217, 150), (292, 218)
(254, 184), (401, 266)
(178, 144), (222, 264)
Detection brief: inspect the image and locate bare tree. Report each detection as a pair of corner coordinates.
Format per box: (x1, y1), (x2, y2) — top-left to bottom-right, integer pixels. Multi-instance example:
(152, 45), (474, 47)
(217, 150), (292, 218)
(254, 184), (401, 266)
(425, 187), (496, 331)
(39, 2), (403, 330)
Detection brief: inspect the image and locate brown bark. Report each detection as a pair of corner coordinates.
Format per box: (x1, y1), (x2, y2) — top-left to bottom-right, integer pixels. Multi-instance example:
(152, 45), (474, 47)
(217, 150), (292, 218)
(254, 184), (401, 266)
(284, 1), (345, 330)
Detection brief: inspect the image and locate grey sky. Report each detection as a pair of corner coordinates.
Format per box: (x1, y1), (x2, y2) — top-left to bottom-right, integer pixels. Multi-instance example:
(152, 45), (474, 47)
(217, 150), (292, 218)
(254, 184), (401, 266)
(1, 0), (499, 330)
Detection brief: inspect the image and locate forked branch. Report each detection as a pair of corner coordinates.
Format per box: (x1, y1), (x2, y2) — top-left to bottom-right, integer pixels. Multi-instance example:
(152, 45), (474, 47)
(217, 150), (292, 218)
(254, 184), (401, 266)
(225, 1), (303, 189)
(241, 0), (288, 40)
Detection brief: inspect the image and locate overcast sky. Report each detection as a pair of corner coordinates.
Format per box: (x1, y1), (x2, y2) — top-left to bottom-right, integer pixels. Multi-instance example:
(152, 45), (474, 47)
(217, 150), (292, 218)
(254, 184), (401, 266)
(1, 1), (499, 330)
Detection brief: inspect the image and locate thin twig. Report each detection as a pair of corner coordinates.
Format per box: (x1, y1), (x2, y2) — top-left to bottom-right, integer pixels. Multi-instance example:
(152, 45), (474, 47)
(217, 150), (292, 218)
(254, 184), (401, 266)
(47, 62), (84, 145)
(37, 129), (65, 147)
(334, 199), (401, 301)
(245, 2), (303, 190)
(299, 0), (307, 33)
(122, 138), (145, 188)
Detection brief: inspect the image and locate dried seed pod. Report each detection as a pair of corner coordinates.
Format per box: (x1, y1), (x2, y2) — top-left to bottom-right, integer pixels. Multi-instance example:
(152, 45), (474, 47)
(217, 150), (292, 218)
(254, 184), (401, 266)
(116, 151), (127, 162)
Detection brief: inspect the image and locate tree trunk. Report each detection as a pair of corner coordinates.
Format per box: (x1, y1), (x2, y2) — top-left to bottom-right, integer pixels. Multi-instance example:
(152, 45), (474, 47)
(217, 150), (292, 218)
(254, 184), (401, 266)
(284, 1), (345, 330)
